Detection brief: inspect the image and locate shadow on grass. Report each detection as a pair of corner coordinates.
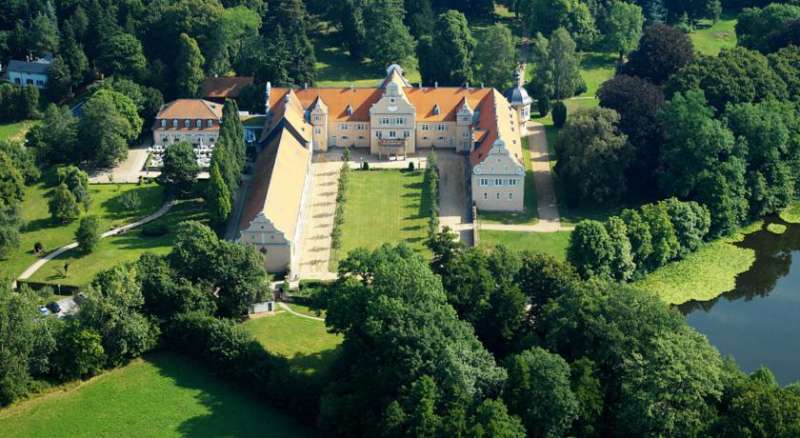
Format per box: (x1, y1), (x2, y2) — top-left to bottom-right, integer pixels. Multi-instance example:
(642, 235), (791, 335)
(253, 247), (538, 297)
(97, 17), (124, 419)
(99, 185), (165, 221)
(141, 352), (314, 438)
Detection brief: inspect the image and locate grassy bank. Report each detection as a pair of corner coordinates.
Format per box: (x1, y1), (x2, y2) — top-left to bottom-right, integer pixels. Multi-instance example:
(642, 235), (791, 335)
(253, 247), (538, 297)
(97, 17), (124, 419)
(243, 304), (342, 378)
(479, 230), (571, 261)
(0, 120), (36, 141)
(1, 182), (164, 282)
(0, 352), (312, 438)
(634, 222), (763, 305)
(28, 200), (208, 287)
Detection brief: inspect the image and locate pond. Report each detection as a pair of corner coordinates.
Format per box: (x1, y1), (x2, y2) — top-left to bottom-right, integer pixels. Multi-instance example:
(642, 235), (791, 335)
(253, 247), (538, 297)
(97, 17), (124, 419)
(679, 220), (800, 385)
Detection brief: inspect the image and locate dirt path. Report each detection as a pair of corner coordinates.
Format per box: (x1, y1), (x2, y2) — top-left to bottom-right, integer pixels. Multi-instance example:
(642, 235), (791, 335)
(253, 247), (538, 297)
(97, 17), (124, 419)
(278, 302), (324, 322)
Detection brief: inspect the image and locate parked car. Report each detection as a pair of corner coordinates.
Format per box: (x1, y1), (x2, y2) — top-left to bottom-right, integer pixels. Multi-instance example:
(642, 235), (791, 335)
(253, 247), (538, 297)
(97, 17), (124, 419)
(46, 301), (61, 314)
(38, 306), (50, 316)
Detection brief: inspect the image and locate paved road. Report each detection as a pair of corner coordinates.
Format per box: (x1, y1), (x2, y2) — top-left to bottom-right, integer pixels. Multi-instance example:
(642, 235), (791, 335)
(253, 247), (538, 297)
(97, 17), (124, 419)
(437, 151), (474, 245)
(17, 201), (176, 283)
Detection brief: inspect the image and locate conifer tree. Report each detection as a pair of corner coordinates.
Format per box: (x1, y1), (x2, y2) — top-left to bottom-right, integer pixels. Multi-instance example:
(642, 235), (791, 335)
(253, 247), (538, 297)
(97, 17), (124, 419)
(207, 161), (232, 227)
(175, 33), (205, 98)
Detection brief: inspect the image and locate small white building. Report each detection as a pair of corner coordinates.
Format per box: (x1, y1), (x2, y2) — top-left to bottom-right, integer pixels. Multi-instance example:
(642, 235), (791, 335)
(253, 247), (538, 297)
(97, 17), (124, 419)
(6, 53), (53, 89)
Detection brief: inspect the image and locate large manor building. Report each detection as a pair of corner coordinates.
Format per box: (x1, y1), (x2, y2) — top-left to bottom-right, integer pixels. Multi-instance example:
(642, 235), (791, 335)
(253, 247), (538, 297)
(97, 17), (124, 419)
(158, 65), (530, 274)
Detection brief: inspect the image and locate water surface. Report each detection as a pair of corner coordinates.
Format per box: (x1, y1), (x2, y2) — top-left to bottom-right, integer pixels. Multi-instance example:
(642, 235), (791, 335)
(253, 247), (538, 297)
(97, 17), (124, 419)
(680, 221), (800, 385)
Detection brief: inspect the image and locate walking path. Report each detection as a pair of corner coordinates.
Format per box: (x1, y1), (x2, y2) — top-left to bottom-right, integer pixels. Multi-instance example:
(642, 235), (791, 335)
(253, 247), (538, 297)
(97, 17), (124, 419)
(224, 175), (252, 240)
(16, 201), (176, 284)
(278, 302), (324, 322)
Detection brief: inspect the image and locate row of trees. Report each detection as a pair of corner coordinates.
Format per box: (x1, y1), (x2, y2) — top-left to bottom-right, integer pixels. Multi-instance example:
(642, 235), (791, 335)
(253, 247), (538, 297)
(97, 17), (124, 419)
(424, 151), (440, 236)
(0, 84), (40, 123)
(206, 100), (246, 227)
(568, 198), (711, 280)
(0, 220), (269, 406)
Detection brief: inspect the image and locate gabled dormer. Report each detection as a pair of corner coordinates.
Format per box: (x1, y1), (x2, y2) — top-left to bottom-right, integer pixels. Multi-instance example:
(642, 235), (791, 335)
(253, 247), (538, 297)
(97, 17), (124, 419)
(310, 96), (328, 125)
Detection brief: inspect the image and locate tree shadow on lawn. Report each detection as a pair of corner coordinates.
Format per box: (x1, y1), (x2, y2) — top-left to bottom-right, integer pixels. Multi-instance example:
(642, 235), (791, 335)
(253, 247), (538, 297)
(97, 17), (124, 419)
(143, 352), (313, 438)
(99, 185), (165, 221)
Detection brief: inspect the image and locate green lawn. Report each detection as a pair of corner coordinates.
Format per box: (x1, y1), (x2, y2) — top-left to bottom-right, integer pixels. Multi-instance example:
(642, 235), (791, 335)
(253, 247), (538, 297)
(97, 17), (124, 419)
(29, 200), (208, 287)
(0, 352), (313, 438)
(314, 25), (421, 87)
(335, 170), (431, 264)
(243, 304), (342, 378)
(1, 182), (165, 282)
(579, 52), (617, 98)
(478, 136), (538, 225)
(479, 230), (571, 262)
(0, 120), (36, 142)
(633, 221), (763, 305)
(689, 16), (738, 56)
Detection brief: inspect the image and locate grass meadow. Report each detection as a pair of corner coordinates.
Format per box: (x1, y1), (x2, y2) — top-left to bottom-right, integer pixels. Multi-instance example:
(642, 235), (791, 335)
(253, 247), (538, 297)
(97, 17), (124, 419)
(479, 230), (572, 262)
(0, 352), (313, 438)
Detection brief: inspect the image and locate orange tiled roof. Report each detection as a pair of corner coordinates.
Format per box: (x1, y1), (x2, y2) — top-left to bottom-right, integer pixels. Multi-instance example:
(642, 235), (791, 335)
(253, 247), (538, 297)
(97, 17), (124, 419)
(155, 99), (223, 120)
(202, 76), (254, 98)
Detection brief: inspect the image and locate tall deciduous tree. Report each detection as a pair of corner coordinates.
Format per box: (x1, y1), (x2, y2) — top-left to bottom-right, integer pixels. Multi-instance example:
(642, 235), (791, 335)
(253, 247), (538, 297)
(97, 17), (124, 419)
(78, 89), (142, 166)
(474, 24), (517, 90)
(175, 33), (206, 98)
(568, 220), (614, 279)
(620, 23), (694, 84)
(604, 0), (644, 61)
(97, 33), (147, 80)
(48, 183), (81, 223)
(157, 142), (199, 197)
(554, 108), (631, 206)
(418, 10), (475, 86)
(364, 0), (416, 69)
(0, 152), (24, 209)
(76, 215), (100, 253)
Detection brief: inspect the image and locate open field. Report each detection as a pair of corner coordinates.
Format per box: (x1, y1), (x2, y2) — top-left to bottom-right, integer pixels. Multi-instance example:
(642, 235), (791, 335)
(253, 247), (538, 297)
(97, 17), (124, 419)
(1, 182), (164, 282)
(0, 352), (312, 438)
(479, 136), (538, 225)
(690, 16), (738, 56)
(336, 170), (431, 263)
(0, 120), (36, 141)
(634, 221), (763, 305)
(479, 230), (571, 261)
(243, 304), (342, 378)
(29, 200), (208, 287)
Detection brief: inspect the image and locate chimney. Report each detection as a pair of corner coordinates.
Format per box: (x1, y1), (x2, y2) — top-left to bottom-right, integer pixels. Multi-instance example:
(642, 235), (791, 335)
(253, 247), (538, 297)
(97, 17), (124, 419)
(350, 83), (355, 92)
(480, 82), (484, 88)
(434, 81), (438, 88)
(465, 82), (470, 89)
(303, 82), (308, 89)
(264, 81), (271, 115)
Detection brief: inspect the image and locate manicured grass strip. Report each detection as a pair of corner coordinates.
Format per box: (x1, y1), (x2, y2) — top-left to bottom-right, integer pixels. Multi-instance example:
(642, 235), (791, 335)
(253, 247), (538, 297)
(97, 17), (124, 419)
(780, 201), (800, 224)
(633, 222), (763, 305)
(767, 223), (787, 235)
(336, 170), (431, 262)
(29, 200), (208, 287)
(0, 183), (164, 281)
(479, 136), (538, 225)
(689, 16), (738, 56)
(479, 230), (571, 262)
(243, 309), (342, 377)
(0, 352), (312, 438)
(0, 120), (36, 141)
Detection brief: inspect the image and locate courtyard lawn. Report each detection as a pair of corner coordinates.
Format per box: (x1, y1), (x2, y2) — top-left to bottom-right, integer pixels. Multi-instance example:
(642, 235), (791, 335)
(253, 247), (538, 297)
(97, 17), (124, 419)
(479, 230), (571, 262)
(689, 16), (738, 56)
(336, 170), (431, 263)
(0, 352), (312, 438)
(479, 136), (538, 225)
(29, 199), (208, 287)
(0, 120), (36, 141)
(1, 182), (165, 282)
(633, 221), (763, 305)
(243, 305), (342, 378)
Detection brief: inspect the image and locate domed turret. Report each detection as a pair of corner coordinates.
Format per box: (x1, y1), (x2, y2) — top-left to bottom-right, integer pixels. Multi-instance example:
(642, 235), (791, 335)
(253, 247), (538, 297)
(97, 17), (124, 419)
(504, 66), (532, 127)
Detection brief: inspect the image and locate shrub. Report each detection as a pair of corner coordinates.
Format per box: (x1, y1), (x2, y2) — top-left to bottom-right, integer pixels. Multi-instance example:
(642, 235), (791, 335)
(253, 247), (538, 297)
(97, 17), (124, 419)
(362, 161), (370, 170)
(538, 95), (551, 117)
(552, 101), (567, 128)
(408, 161), (415, 171)
(118, 190), (142, 211)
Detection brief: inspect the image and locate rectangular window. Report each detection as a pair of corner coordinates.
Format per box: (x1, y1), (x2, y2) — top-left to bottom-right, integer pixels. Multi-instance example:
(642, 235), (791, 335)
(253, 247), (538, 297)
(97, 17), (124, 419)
(382, 117), (390, 125)
(314, 115), (320, 121)
(483, 193), (488, 199)
(479, 178), (489, 186)
(161, 120), (166, 128)
(207, 120), (213, 128)
(184, 120), (191, 128)
(422, 124), (429, 131)
(395, 117), (404, 125)
(196, 119), (202, 128)
(341, 123), (349, 131)
(172, 120), (178, 128)
(315, 128), (321, 134)
(508, 179), (518, 186)
(495, 178), (503, 186)
(438, 124), (447, 131)
(389, 131), (396, 138)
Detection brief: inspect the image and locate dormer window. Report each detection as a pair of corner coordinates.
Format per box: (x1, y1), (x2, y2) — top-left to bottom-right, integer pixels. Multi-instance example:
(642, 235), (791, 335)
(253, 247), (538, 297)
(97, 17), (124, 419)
(161, 119), (166, 128)
(184, 120), (190, 128)
(433, 104), (440, 115)
(195, 119), (202, 128)
(346, 105), (353, 116)
(207, 120), (213, 128)
(172, 119), (178, 128)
